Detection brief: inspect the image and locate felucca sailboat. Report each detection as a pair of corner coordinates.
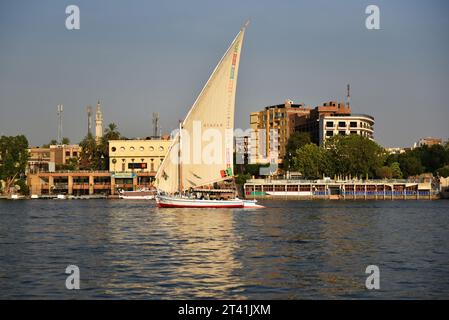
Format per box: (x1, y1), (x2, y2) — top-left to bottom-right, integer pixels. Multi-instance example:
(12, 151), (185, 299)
(155, 22), (259, 208)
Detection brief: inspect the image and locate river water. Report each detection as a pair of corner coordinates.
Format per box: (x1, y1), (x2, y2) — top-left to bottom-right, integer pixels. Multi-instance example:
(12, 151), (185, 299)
(0, 199), (448, 299)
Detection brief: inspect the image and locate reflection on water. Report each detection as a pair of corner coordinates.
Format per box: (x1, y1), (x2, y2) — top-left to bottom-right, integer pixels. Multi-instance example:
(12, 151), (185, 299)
(0, 200), (449, 299)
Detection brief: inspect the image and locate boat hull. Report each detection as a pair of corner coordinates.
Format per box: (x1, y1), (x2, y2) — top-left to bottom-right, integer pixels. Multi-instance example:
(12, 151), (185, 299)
(156, 195), (244, 208)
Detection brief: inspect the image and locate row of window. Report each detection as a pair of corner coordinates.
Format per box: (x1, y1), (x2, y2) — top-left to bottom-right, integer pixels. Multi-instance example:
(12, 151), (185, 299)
(111, 146), (165, 152)
(325, 121), (372, 129)
(325, 131), (374, 138)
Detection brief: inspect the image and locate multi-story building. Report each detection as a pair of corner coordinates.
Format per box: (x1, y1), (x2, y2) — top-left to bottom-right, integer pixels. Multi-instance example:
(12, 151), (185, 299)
(27, 144), (81, 173)
(318, 114), (375, 145)
(414, 137), (443, 148)
(249, 99), (375, 166)
(250, 100), (311, 164)
(108, 138), (172, 174)
(295, 101), (375, 146)
(28, 147), (51, 173)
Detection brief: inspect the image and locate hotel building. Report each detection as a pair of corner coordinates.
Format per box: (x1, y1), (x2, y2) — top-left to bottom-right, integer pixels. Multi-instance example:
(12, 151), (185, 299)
(249, 100), (375, 167)
(249, 100), (311, 164)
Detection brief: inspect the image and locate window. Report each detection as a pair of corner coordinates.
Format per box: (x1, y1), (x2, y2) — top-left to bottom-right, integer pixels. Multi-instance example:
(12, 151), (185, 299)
(339, 131), (346, 136)
(326, 131), (333, 137)
(350, 131), (357, 135)
(350, 121), (357, 128)
(73, 152), (78, 157)
(338, 121), (346, 128)
(65, 151), (70, 157)
(111, 147), (116, 152)
(326, 121), (334, 128)
(128, 163), (147, 169)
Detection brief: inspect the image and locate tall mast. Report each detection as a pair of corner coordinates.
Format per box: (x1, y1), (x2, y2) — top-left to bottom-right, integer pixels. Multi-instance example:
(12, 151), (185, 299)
(178, 120), (183, 194)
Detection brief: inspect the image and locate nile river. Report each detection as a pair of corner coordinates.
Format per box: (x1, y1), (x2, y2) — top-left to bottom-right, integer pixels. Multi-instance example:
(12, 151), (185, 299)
(0, 199), (448, 299)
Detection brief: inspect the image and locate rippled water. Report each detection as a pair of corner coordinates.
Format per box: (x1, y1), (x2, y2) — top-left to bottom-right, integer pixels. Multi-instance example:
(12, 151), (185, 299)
(0, 199), (448, 299)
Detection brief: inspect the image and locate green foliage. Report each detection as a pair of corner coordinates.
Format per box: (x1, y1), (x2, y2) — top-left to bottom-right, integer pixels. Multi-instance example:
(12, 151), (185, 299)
(235, 162), (269, 177)
(376, 166), (393, 179)
(390, 162), (403, 179)
(283, 132), (312, 171)
(57, 157), (79, 171)
(235, 173), (251, 186)
(15, 179), (29, 195)
(390, 144), (449, 178)
(0, 135), (29, 195)
(61, 137), (70, 145)
(437, 165), (449, 178)
(326, 135), (386, 179)
(78, 123), (122, 171)
(293, 143), (332, 179)
(397, 153), (425, 177)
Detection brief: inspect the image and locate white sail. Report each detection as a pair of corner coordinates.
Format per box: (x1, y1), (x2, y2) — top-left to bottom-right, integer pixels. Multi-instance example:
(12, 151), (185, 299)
(156, 25), (247, 193)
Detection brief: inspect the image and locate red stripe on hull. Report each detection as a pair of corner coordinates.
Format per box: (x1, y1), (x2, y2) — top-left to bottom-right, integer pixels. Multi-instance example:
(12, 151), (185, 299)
(157, 203), (243, 208)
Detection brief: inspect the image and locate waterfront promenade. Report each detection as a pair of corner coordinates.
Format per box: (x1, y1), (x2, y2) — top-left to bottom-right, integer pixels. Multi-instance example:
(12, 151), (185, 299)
(244, 178), (439, 200)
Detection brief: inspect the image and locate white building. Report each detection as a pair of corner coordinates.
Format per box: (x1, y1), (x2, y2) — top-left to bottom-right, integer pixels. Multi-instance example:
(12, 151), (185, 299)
(318, 114), (375, 145)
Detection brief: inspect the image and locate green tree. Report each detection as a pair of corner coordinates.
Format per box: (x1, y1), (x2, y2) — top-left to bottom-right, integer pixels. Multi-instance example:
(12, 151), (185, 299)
(61, 137), (70, 145)
(398, 153), (424, 177)
(437, 165), (449, 178)
(390, 162), (403, 179)
(283, 132), (312, 171)
(419, 145), (449, 173)
(79, 123), (122, 171)
(42, 139), (58, 148)
(103, 123), (121, 141)
(0, 135), (29, 195)
(326, 135), (386, 179)
(79, 133), (97, 170)
(293, 143), (332, 179)
(376, 166), (393, 179)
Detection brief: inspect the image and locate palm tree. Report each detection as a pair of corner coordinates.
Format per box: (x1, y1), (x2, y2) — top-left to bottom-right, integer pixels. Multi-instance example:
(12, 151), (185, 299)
(104, 123), (120, 141)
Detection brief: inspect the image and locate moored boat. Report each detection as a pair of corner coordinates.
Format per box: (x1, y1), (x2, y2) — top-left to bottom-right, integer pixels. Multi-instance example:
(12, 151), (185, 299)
(118, 187), (155, 200)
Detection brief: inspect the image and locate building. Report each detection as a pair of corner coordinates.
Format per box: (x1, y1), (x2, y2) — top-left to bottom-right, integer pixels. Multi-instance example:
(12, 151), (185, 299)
(249, 99), (375, 166)
(27, 144), (81, 173)
(249, 100), (311, 164)
(108, 138), (172, 174)
(414, 137), (443, 148)
(386, 147), (411, 155)
(95, 101), (103, 143)
(27, 147), (51, 173)
(318, 114), (375, 145)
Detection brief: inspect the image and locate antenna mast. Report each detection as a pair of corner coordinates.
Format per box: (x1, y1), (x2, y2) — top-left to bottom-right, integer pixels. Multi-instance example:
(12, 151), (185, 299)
(152, 112), (160, 138)
(347, 84), (351, 108)
(57, 104), (63, 144)
(86, 106), (92, 136)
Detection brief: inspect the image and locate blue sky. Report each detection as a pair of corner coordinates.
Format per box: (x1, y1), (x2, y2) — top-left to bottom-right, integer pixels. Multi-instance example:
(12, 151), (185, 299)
(1, 0), (448, 147)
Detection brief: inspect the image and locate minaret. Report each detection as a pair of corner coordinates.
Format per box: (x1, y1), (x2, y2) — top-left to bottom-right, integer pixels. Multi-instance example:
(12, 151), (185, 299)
(95, 100), (103, 143)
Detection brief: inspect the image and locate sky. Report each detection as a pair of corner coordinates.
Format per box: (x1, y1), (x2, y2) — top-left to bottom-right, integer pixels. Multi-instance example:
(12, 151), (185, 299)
(1, 0), (448, 147)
